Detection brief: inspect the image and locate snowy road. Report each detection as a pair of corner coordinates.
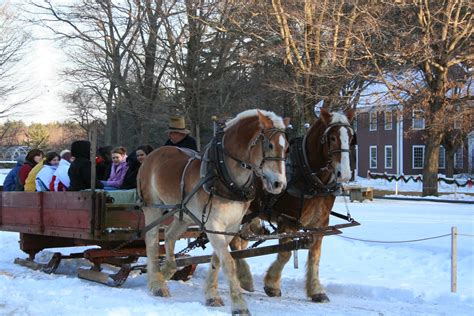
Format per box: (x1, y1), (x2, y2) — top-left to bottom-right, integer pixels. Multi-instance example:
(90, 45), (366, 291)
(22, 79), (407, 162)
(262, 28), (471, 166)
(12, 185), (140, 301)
(1, 198), (473, 315)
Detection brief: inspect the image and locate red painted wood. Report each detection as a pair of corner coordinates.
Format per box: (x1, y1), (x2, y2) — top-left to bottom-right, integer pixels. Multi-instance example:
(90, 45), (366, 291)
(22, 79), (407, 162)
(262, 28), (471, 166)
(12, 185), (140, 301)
(42, 192), (93, 210)
(2, 192), (41, 208)
(2, 207), (41, 225)
(43, 208), (91, 230)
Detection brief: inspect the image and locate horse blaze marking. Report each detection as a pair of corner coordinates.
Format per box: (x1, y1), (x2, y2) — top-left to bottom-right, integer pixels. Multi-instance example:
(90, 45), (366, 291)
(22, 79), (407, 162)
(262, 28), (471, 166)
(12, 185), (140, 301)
(278, 135), (286, 148)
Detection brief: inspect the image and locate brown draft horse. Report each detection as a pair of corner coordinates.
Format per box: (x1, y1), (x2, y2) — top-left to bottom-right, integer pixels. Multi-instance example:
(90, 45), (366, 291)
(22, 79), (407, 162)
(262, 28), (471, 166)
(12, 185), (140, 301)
(230, 108), (355, 303)
(137, 110), (289, 315)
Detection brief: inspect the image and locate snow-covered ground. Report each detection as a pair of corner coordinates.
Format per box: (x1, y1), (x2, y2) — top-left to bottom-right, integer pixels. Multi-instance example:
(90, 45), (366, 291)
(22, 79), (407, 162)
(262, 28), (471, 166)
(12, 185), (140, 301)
(1, 198), (473, 315)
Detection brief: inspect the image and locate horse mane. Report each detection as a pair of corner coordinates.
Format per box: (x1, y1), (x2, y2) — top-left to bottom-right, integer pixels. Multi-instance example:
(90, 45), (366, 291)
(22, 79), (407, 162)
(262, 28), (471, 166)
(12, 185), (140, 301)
(328, 112), (350, 125)
(224, 109), (286, 131)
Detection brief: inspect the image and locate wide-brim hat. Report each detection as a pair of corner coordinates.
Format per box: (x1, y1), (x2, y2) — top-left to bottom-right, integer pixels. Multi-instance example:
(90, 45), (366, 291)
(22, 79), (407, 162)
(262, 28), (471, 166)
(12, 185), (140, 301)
(166, 116), (190, 134)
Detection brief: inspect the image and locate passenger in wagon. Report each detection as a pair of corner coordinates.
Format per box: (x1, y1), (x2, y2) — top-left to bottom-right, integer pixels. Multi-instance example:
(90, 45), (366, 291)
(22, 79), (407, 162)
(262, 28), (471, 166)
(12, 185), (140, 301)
(120, 145), (154, 190)
(24, 151), (50, 192)
(50, 150), (72, 191)
(96, 146), (112, 181)
(35, 152), (60, 192)
(17, 149), (44, 191)
(68, 140), (103, 191)
(164, 116), (197, 151)
(100, 146), (128, 190)
(2, 155), (25, 191)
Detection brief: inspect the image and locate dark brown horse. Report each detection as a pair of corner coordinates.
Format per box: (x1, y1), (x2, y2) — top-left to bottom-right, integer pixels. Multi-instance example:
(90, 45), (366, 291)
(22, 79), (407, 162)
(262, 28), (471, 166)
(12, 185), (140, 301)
(138, 110), (289, 315)
(231, 108), (356, 303)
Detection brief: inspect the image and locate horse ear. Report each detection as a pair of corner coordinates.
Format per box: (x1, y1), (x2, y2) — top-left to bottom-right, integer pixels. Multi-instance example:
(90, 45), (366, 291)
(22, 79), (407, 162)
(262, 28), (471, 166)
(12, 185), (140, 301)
(345, 108), (356, 123)
(283, 117), (290, 128)
(320, 108), (332, 125)
(257, 110), (273, 129)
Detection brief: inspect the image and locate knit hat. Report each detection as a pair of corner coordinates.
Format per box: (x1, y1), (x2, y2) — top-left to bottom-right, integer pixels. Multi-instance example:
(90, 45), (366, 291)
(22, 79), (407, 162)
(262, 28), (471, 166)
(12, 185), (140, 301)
(71, 140), (91, 160)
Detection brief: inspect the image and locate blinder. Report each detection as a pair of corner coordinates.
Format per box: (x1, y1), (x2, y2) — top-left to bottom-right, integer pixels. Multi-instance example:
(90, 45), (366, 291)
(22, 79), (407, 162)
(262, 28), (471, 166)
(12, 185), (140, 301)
(320, 123), (355, 156)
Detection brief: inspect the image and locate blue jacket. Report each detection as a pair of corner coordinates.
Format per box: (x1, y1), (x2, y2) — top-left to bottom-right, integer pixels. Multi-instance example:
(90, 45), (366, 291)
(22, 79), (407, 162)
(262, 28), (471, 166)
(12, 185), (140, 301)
(3, 162), (23, 191)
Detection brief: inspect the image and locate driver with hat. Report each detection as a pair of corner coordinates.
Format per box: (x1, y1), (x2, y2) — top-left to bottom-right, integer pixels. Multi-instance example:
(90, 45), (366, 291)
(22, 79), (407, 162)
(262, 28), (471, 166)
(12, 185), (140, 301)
(164, 116), (197, 151)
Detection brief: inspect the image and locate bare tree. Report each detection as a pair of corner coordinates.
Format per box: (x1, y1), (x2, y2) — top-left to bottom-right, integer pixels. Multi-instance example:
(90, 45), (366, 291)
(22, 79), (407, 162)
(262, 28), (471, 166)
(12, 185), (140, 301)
(227, 0), (383, 130)
(365, 0), (473, 195)
(30, 0), (141, 145)
(0, 2), (31, 117)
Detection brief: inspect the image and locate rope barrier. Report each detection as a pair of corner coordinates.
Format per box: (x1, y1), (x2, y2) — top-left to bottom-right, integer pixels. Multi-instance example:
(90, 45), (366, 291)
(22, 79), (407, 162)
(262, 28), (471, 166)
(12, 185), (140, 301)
(367, 171), (473, 188)
(336, 233), (451, 244)
(458, 233), (474, 237)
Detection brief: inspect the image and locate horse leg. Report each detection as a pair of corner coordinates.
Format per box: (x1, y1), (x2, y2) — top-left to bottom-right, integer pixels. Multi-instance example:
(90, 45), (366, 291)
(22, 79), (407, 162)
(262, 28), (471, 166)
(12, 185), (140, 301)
(207, 233), (250, 315)
(263, 236), (292, 297)
(306, 236), (329, 302)
(161, 218), (189, 280)
(229, 226), (254, 292)
(204, 252), (224, 307)
(142, 206), (169, 297)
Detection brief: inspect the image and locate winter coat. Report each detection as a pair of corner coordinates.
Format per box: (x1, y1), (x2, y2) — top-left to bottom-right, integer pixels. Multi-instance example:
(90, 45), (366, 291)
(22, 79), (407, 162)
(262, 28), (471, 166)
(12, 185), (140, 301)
(18, 161), (35, 189)
(102, 160), (128, 188)
(2, 162), (23, 191)
(68, 140), (103, 191)
(24, 160), (44, 192)
(36, 165), (57, 192)
(164, 135), (197, 151)
(120, 152), (140, 189)
(50, 159), (71, 191)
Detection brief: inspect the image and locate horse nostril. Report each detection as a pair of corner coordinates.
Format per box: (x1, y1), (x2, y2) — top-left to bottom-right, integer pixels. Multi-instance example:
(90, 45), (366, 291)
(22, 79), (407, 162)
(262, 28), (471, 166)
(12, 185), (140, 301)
(274, 181), (281, 189)
(337, 171), (342, 178)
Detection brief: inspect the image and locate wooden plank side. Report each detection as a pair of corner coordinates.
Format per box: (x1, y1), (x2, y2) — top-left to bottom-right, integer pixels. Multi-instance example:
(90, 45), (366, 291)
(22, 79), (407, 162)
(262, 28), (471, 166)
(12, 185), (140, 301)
(42, 192), (93, 210)
(2, 192), (41, 208)
(104, 209), (144, 230)
(2, 207), (41, 226)
(43, 208), (91, 230)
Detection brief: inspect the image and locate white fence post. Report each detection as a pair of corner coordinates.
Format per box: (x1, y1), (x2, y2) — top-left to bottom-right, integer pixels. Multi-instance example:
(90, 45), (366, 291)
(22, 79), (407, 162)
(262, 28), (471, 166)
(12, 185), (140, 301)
(451, 226), (458, 293)
(293, 250), (299, 269)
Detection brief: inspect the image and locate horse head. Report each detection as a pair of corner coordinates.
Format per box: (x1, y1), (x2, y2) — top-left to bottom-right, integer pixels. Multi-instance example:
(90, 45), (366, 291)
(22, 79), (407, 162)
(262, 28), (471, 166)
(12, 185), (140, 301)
(224, 110), (290, 195)
(308, 108), (356, 183)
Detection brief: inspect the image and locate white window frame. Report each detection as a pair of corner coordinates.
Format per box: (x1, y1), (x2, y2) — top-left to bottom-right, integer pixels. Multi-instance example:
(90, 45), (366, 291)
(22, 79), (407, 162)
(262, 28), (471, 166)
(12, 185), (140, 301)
(412, 109), (425, 130)
(384, 111), (393, 130)
(454, 119), (461, 129)
(369, 111), (377, 131)
(438, 146), (445, 169)
(385, 145), (393, 169)
(369, 146), (377, 169)
(454, 147), (463, 169)
(412, 145), (425, 169)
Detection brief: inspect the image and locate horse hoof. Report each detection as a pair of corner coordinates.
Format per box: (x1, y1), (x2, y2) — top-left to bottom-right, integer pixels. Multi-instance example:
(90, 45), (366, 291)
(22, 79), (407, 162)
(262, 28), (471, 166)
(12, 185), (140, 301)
(240, 282), (255, 292)
(206, 298), (224, 307)
(232, 309), (251, 316)
(149, 284), (170, 297)
(264, 286), (281, 297)
(311, 293), (330, 303)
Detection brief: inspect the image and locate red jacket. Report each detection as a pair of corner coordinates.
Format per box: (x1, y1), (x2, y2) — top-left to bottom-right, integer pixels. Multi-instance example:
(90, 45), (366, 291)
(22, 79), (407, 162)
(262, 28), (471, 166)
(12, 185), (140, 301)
(18, 162), (34, 186)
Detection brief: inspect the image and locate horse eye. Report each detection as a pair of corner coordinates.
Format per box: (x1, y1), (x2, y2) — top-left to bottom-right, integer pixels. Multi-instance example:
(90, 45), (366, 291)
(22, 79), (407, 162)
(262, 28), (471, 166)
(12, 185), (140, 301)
(268, 143), (274, 150)
(330, 135), (337, 142)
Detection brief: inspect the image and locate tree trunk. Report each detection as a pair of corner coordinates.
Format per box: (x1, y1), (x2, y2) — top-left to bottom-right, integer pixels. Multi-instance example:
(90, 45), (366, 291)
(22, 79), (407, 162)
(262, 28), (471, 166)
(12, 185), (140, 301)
(445, 148), (455, 178)
(422, 132), (443, 196)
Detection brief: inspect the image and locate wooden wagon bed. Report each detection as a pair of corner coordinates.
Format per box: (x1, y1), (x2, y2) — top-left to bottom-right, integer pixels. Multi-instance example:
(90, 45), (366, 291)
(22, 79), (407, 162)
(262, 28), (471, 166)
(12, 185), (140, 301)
(0, 191), (201, 284)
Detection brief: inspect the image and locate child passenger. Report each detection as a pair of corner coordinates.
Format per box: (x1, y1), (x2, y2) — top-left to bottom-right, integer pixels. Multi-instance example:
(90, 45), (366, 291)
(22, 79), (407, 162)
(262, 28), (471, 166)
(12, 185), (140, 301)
(100, 147), (128, 190)
(35, 152), (60, 191)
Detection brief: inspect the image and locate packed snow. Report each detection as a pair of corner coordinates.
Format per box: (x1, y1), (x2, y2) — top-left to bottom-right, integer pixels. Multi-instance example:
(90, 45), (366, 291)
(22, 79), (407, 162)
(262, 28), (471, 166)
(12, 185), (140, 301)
(1, 197), (473, 315)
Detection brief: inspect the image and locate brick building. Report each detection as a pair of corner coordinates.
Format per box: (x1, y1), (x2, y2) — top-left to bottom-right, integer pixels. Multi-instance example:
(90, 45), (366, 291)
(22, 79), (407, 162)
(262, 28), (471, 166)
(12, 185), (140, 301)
(354, 106), (471, 177)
